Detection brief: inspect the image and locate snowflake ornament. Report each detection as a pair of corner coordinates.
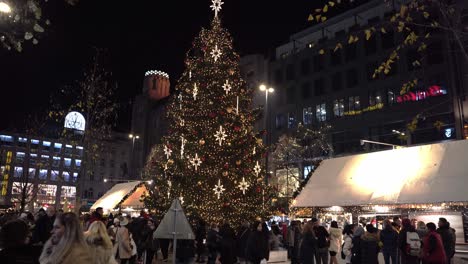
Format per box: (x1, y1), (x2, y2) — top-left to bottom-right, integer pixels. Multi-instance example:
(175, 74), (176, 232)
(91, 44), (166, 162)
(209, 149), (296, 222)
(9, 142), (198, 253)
(210, 0), (224, 18)
(163, 145), (172, 159)
(253, 161), (261, 176)
(213, 179), (225, 199)
(222, 80), (232, 95)
(193, 83), (198, 100)
(214, 125), (227, 146)
(238, 177), (250, 195)
(190, 153), (202, 171)
(210, 45), (222, 62)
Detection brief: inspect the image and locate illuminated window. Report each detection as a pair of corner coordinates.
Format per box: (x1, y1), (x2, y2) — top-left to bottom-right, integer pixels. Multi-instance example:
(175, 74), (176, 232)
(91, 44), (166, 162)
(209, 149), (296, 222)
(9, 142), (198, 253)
(52, 157), (61, 167)
(39, 169), (48, 180)
(75, 159), (82, 168)
(333, 99), (344, 117)
(387, 89), (395, 105)
(288, 113), (296, 128)
(31, 139), (39, 144)
(303, 107), (314, 125)
(369, 91), (383, 106)
(64, 158), (71, 167)
(14, 167), (23, 178)
(348, 96), (361, 111)
(61, 186), (76, 199)
(50, 170), (59, 181)
(62, 171), (70, 182)
(73, 172), (78, 182)
(54, 143), (62, 153)
(42, 141), (51, 147)
(316, 103), (327, 122)
(28, 168), (36, 179)
(0, 135), (13, 142)
(37, 184), (57, 205)
(16, 152), (25, 163)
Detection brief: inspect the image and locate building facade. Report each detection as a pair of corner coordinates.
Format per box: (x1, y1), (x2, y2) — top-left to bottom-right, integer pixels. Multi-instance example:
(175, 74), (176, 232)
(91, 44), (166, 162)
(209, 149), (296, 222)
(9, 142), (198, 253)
(266, 0), (468, 156)
(0, 133), (82, 210)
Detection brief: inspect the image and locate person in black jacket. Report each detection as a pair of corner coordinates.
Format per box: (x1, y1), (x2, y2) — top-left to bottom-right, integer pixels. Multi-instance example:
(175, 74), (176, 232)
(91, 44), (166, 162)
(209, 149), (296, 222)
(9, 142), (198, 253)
(313, 219), (330, 264)
(437, 217), (456, 264)
(351, 226), (365, 264)
(195, 219), (207, 263)
(207, 223), (221, 264)
(380, 219), (398, 264)
(246, 221), (269, 264)
(142, 218), (159, 264)
(32, 206), (56, 245)
(218, 223), (237, 264)
(236, 221), (251, 264)
(300, 221), (317, 264)
(360, 224), (380, 264)
(0, 219), (41, 264)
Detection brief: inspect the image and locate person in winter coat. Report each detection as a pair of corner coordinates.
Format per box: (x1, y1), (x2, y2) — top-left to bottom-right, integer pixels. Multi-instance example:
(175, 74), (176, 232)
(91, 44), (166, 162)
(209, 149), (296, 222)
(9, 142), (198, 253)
(313, 220), (330, 264)
(291, 221), (303, 264)
(329, 221), (343, 264)
(342, 224), (355, 264)
(39, 212), (92, 264)
(236, 221), (251, 264)
(300, 221), (317, 264)
(422, 222), (447, 264)
(218, 223), (237, 264)
(398, 218), (419, 264)
(33, 206), (56, 245)
(195, 219), (207, 263)
(351, 226), (365, 264)
(437, 218), (455, 264)
(287, 221), (298, 259)
(381, 219), (399, 264)
(115, 217), (134, 263)
(142, 218), (159, 264)
(0, 219), (41, 264)
(176, 239), (196, 264)
(245, 221), (269, 264)
(87, 207), (104, 229)
(261, 222), (271, 261)
(85, 221), (116, 264)
(360, 224), (380, 264)
(207, 223), (221, 264)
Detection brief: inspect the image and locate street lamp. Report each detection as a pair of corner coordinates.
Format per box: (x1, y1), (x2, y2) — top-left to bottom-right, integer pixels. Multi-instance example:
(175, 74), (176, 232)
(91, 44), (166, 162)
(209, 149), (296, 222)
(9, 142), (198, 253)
(360, 139), (402, 149)
(0, 2), (11, 14)
(128, 134), (140, 179)
(259, 84), (274, 184)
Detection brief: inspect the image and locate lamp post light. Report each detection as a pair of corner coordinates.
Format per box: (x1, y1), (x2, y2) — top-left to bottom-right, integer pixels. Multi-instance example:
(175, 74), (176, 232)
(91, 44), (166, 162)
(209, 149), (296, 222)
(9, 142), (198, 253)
(0, 2), (11, 14)
(259, 84), (274, 184)
(128, 134), (139, 179)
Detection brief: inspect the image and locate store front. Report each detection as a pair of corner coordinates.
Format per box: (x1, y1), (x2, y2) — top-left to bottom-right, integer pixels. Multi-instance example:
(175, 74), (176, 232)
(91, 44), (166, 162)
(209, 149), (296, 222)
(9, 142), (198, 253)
(292, 140), (468, 243)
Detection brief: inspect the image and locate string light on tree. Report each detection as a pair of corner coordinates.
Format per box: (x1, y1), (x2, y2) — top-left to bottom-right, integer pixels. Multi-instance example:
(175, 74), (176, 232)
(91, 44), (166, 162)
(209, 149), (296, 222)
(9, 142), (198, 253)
(213, 179), (225, 199)
(210, 45), (222, 62)
(190, 153), (202, 171)
(210, 0), (224, 18)
(163, 145), (172, 159)
(222, 80), (232, 95)
(238, 177), (250, 195)
(214, 125), (227, 146)
(180, 136), (187, 158)
(193, 83), (199, 100)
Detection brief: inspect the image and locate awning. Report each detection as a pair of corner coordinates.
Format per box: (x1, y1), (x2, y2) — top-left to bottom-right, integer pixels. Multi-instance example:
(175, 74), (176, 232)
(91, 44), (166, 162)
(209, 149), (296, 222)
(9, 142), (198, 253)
(91, 181), (146, 212)
(294, 140), (468, 207)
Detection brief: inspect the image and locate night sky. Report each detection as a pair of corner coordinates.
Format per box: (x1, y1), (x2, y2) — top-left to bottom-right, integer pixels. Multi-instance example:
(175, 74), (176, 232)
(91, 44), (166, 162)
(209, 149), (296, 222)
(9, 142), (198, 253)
(0, 0), (327, 131)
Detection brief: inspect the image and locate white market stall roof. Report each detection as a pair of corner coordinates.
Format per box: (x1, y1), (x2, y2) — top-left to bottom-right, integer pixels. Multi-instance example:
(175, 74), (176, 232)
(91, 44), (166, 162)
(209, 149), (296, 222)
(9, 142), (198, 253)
(91, 181), (147, 212)
(294, 140), (468, 207)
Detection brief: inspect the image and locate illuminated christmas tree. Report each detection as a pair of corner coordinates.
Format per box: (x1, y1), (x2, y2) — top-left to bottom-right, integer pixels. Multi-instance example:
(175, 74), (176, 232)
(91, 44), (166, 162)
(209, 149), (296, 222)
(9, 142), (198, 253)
(143, 0), (274, 224)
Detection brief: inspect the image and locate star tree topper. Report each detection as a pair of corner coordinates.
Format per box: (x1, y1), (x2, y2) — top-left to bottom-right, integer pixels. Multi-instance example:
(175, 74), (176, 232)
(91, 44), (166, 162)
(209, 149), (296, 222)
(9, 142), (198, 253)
(214, 125), (227, 146)
(210, 0), (224, 18)
(254, 161), (261, 176)
(238, 177), (250, 195)
(190, 153), (202, 171)
(222, 80), (232, 95)
(213, 179), (226, 199)
(210, 45), (222, 62)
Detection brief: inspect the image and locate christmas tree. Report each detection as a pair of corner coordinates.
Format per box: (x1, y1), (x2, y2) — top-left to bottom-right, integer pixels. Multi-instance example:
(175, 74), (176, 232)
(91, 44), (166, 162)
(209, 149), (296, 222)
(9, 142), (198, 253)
(143, 0), (274, 224)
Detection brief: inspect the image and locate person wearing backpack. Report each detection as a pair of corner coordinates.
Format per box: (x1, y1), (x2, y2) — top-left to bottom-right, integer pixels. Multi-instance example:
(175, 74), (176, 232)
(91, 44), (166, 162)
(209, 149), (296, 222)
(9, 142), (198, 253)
(398, 218), (420, 264)
(380, 219), (399, 264)
(422, 222), (446, 264)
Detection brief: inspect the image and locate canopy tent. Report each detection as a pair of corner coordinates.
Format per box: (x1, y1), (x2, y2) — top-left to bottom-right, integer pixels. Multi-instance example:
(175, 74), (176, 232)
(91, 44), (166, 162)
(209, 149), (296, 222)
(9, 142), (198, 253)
(294, 140), (468, 207)
(90, 181), (147, 213)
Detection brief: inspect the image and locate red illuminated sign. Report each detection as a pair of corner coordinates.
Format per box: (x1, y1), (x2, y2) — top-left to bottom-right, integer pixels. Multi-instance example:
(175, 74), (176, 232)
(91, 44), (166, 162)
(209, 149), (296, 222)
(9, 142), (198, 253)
(397, 85), (447, 103)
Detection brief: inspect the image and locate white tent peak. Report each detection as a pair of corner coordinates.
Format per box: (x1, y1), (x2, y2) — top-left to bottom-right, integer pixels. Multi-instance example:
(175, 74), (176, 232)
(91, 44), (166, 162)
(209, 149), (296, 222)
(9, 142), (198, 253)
(91, 181), (144, 212)
(154, 198), (194, 240)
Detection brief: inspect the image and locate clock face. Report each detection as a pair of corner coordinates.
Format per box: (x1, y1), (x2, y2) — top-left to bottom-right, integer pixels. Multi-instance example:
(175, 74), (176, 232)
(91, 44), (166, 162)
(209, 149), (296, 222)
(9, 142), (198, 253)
(64, 111), (86, 131)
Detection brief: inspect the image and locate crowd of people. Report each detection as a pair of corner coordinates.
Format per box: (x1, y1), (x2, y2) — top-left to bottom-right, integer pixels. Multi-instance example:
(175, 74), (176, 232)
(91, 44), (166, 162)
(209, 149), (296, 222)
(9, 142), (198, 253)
(285, 216), (456, 264)
(0, 208), (459, 264)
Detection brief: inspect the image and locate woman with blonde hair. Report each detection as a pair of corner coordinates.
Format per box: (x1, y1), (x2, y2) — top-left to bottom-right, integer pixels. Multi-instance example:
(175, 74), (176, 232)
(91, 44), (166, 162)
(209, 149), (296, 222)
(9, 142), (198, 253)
(85, 221), (117, 264)
(39, 212), (92, 264)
